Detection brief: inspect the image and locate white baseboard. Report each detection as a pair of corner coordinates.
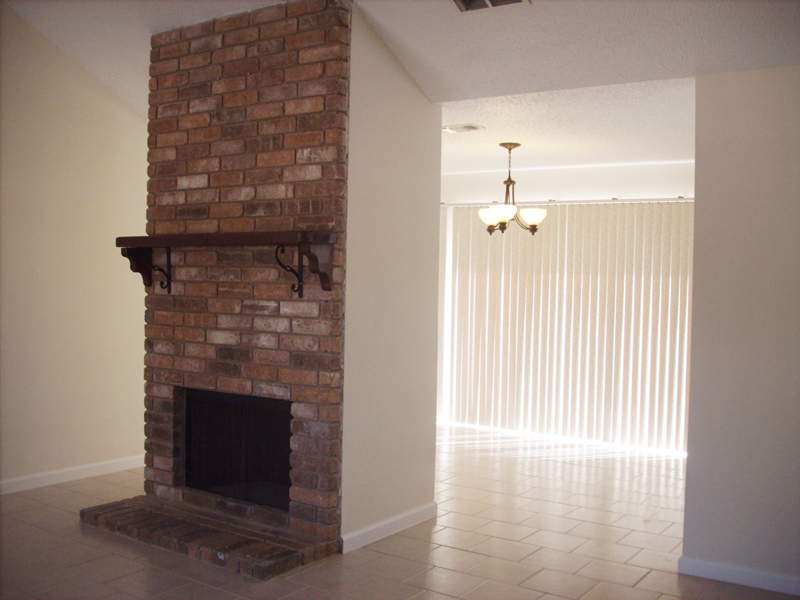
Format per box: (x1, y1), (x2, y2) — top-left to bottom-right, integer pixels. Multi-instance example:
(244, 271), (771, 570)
(0, 454), (144, 495)
(678, 556), (800, 596)
(341, 501), (438, 553)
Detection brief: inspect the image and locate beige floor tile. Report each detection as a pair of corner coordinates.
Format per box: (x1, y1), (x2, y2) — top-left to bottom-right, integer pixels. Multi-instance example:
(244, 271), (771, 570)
(220, 573), (309, 599)
(29, 576), (122, 600)
(350, 552), (433, 582)
(367, 534), (439, 560)
(438, 498), (494, 516)
(404, 566), (487, 597)
(320, 548), (382, 570)
(465, 556), (542, 586)
(625, 549), (680, 573)
(282, 586), (340, 599)
(600, 489), (654, 504)
(563, 507), (625, 526)
(480, 493), (540, 509)
(438, 486), (495, 502)
(520, 500), (576, 517)
(520, 514), (582, 534)
(17, 485), (73, 501)
(607, 501), (662, 519)
(521, 548), (593, 575)
(521, 478), (571, 492)
(441, 475), (497, 490)
(468, 537), (540, 561)
(434, 481), (453, 493)
(0, 560), (82, 593)
(699, 579), (800, 600)
(519, 488), (573, 503)
(573, 540), (641, 563)
(642, 496), (685, 511)
(575, 558), (650, 586)
(475, 506), (538, 524)
(579, 581), (660, 600)
(156, 581), (243, 600)
(287, 563), (371, 593)
(413, 590), (467, 600)
(566, 521), (631, 543)
(612, 514), (673, 534)
(41, 492), (107, 515)
(520, 567), (599, 599)
(662, 523), (684, 538)
(428, 527), (491, 551)
(461, 579), (545, 600)
(481, 481), (534, 496)
(521, 530), (588, 553)
(338, 575), (426, 600)
(63, 553), (147, 583)
(654, 508), (683, 523)
(415, 545), (489, 572)
(473, 521), (539, 542)
(398, 519), (444, 540)
(435, 512), (493, 532)
(617, 531), (682, 553)
(634, 570), (710, 598)
(106, 566), (192, 598)
(560, 494), (620, 510)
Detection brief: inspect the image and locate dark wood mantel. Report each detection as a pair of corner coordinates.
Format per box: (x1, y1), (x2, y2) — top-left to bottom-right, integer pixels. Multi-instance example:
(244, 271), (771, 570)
(117, 231), (337, 298)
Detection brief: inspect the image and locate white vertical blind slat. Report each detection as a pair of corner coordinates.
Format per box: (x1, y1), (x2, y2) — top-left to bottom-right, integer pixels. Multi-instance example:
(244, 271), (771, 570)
(440, 202), (694, 452)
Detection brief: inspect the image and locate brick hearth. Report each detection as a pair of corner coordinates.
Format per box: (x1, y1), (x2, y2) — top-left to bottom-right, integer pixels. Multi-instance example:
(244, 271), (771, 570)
(82, 0), (351, 579)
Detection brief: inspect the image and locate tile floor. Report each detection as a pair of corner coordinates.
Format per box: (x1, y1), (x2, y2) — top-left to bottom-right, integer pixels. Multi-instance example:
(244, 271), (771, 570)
(1, 425), (795, 599)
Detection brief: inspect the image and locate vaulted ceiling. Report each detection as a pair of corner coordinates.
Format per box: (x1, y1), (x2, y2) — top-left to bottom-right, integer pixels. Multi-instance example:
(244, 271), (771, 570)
(6, 0), (800, 182)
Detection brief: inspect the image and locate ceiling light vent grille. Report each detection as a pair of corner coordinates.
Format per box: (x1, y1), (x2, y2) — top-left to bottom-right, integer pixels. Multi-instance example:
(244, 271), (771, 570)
(454, 0), (525, 12)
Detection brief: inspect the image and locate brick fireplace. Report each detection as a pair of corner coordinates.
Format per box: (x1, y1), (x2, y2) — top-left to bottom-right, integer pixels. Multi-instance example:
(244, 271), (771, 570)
(81, 0), (352, 578)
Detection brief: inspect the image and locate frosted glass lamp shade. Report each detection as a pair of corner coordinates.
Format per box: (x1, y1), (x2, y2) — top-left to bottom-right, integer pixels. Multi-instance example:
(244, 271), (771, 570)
(519, 207), (547, 226)
(479, 208), (500, 226)
(489, 203), (517, 223)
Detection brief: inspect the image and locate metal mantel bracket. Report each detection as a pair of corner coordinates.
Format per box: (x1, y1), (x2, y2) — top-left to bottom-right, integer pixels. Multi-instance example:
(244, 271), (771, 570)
(274, 242), (334, 299)
(117, 232), (336, 298)
(121, 247), (172, 293)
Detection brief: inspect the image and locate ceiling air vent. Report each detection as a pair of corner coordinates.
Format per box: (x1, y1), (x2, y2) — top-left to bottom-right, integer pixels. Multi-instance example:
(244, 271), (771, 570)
(442, 123), (485, 134)
(453, 0), (526, 12)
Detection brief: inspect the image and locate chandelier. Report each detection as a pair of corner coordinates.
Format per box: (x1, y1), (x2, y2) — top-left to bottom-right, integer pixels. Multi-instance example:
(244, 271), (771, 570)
(478, 143), (547, 235)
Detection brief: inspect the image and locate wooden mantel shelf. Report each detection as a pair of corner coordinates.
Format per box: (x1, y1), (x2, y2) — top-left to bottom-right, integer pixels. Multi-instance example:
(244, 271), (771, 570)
(116, 231), (337, 298)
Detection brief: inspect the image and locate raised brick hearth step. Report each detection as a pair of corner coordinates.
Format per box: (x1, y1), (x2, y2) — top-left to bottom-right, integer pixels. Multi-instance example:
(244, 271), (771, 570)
(80, 496), (334, 580)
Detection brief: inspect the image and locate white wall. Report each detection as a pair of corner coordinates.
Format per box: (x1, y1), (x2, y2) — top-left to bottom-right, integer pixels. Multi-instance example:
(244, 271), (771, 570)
(681, 64), (800, 595)
(341, 8), (442, 551)
(0, 5), (148, 491)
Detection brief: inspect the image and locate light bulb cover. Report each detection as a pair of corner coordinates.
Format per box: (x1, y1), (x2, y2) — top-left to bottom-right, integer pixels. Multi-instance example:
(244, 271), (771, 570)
(519, 207), (547, 226)
(488, 203), (517, 223)
(478, 207), (500, 226)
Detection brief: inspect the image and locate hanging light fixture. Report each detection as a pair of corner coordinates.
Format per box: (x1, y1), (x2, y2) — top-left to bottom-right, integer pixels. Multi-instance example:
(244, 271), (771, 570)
(478, 142), (547, 235)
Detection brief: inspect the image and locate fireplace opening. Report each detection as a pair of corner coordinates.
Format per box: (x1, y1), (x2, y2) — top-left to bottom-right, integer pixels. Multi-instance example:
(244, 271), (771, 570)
(185, 389), (292, 512)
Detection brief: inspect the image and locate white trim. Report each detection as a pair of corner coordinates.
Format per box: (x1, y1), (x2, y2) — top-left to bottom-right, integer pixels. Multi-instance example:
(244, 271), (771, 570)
(442, 159), (695, 176)
(0, 454), (144, 495)
(678, 556), (800, 596)
(341, 502), (438, 553)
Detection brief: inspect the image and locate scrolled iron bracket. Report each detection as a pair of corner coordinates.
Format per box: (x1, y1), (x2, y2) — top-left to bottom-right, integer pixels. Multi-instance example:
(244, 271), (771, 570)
(120, 246), (171, 292)
(116, 232), (336, 297)
(275, 244), (303, 298)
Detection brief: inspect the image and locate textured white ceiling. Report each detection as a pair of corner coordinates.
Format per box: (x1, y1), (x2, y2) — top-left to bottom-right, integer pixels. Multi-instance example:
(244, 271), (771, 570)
(355, 0), (800, 103)
(441, 78), (695, 173)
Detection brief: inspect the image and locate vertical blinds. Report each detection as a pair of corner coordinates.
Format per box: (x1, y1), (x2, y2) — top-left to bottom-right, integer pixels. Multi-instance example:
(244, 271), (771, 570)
(439, 201), (694, 452)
